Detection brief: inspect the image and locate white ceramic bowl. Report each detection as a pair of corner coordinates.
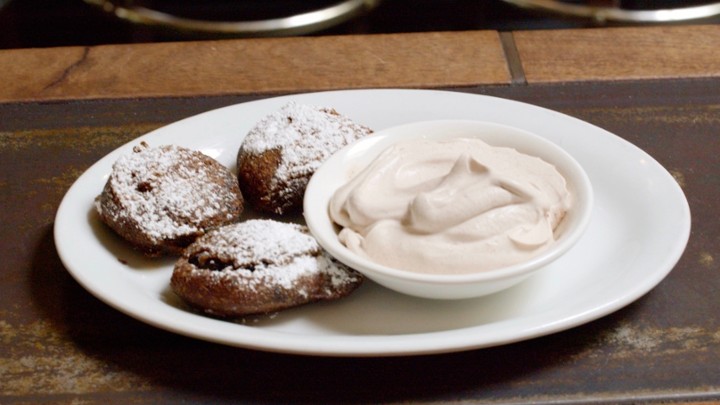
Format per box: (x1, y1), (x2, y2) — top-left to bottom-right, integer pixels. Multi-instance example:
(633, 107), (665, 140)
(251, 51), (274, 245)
(304, 120), (593, 299)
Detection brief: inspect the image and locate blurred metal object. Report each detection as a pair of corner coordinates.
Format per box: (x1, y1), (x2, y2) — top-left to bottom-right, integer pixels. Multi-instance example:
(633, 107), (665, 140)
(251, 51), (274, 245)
(500, 0), (720, 22)
(84, 0), (381, 36)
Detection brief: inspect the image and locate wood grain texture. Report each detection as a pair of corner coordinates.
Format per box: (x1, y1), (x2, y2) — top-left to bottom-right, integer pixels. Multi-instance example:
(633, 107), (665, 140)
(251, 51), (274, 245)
(0, 31), (509, 103)
(1, 79), (719, 403)
(514, 25), (720, 83)
(2, 25), (720, 403)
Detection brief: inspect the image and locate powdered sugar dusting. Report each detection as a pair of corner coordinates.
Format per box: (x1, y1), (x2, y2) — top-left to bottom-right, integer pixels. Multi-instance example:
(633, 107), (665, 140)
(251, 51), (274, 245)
(99, 143), (238, 242)
(243, 102), (372, 183)
(187, 219), (360, 292)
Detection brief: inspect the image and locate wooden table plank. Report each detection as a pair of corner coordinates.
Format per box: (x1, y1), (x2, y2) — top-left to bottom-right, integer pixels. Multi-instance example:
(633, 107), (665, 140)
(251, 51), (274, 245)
(1, 78), (719, 403)
(1, 25), (720, 403)
(513, 25), (720, 83)
(5, 26), (718, 103)
(0, 31), (509, 103)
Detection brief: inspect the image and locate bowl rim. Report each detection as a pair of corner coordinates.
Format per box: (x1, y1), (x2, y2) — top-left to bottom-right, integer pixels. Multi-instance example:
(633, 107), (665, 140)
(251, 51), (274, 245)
(304, 119), (594, 285)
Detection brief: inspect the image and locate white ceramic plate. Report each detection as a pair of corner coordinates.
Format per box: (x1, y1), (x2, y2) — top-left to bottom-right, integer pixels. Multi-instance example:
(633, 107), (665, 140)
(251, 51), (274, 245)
(54, 89), (691, 357)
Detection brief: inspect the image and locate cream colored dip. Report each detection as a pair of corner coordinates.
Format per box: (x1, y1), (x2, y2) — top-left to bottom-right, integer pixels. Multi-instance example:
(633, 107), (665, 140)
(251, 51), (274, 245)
(329, 138), (572, 274)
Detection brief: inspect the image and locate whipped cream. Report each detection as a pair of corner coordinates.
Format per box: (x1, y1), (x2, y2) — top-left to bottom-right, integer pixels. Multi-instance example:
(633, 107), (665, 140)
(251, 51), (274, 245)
(329, 138), (572, 275)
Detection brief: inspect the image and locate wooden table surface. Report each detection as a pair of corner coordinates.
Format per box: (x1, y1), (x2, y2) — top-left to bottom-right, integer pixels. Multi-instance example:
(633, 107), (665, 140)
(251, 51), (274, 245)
(1, 25), (719, 404)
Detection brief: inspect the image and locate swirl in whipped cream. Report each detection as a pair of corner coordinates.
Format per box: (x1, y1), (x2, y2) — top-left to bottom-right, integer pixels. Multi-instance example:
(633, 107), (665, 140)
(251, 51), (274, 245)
(329, 137), (572, 275)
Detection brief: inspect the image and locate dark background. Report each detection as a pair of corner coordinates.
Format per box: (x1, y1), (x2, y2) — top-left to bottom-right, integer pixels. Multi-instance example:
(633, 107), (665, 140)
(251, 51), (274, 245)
(2, 0), (719, 50)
